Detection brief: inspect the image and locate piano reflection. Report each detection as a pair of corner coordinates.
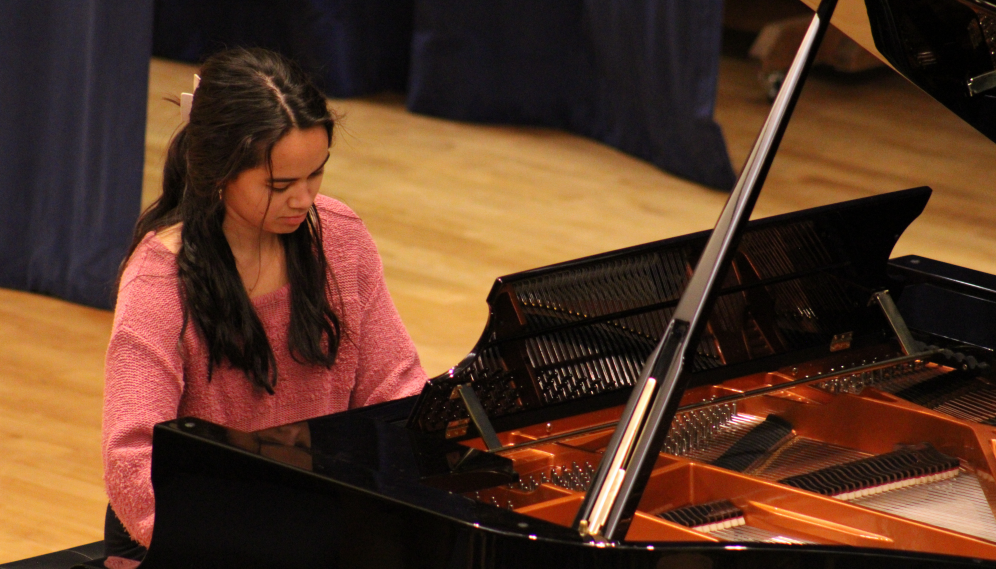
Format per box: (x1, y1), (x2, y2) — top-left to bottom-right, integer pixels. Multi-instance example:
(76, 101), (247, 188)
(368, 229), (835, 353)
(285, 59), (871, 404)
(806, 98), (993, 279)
(136, 0), (996, 567)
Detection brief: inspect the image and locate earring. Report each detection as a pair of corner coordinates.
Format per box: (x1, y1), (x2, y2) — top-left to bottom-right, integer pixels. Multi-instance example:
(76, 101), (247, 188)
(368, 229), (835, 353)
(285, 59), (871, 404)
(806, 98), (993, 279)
(218, 187), (224, 202)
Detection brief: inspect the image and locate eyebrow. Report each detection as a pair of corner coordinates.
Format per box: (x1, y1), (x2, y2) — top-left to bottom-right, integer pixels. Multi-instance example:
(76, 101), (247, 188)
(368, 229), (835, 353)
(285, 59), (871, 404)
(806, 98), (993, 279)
(269, 152), (331, 184)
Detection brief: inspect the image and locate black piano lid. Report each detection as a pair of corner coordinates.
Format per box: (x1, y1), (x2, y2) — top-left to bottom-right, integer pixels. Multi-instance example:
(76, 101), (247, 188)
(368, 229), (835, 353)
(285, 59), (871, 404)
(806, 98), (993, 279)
(798, 0), (996, 144)
(407, 186), (931, 437)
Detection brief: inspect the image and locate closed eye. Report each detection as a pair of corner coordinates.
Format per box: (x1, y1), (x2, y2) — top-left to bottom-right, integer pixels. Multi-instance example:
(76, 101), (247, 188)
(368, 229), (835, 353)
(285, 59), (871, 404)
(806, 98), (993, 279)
(268, 152), (329, 189)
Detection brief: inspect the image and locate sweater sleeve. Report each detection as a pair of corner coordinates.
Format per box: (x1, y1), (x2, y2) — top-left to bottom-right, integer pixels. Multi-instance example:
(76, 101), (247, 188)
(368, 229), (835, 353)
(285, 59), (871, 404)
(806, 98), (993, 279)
(349, 273), (428, 408)
(325, 206), (427, 408)
(102, 256), (186, 547)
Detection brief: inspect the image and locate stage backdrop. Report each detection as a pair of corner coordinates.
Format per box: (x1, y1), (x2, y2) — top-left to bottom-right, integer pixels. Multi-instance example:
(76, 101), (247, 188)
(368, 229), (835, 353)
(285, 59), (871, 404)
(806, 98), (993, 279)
(0, 1), (153, 309)
(0, 0), (734, 310)
(407, 0), (736, 190)
(151, 0), (413, 98)
(153, 0), (735, 191)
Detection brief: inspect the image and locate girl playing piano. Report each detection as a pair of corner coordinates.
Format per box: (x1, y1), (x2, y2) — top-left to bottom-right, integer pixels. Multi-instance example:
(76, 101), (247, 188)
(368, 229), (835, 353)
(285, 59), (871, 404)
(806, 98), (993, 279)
(101, 47), (426, 564)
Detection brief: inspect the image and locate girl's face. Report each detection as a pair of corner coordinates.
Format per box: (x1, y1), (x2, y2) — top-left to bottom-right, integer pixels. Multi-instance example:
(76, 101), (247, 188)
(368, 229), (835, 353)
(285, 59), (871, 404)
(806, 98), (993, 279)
(222, 126), (330, 237)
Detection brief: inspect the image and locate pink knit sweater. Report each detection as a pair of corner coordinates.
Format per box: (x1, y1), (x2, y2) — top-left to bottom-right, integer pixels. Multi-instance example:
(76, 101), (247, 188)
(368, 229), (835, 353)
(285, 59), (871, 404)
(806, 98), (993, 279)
(102, 195), (427, 547)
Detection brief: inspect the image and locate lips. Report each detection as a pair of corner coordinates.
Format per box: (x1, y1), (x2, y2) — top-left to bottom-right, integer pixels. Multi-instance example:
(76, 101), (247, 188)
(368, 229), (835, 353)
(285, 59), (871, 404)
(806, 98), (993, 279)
(282, 213), (308, 224)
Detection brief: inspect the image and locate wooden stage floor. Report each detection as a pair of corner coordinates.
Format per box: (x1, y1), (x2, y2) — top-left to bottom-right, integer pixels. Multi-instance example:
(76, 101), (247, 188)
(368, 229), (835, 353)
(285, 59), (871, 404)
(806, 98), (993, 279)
(3, 49), (996, 562)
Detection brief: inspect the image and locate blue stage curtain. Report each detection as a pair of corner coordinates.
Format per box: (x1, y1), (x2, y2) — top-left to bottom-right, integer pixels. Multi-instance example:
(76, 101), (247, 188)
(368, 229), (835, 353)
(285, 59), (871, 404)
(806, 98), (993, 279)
(151, 0), (414, 98)
(407, 0), (736, 190)
(152, 0), (735, 190)
(0, 1), (153, 309)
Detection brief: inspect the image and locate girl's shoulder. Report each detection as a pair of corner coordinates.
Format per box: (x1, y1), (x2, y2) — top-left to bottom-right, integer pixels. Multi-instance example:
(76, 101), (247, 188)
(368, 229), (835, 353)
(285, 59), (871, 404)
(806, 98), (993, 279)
(312, 195), (384, 293)
(154, 223), (182, 254)
(314, 194), (375, 246)
(314, 194), (361, 223)
(119, 228), (181, 292)
(113, 229), (184, 328)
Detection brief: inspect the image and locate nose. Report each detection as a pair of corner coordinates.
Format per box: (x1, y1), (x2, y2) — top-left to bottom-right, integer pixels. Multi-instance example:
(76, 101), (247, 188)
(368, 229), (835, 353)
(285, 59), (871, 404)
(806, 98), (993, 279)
(286, 179), (316, 210)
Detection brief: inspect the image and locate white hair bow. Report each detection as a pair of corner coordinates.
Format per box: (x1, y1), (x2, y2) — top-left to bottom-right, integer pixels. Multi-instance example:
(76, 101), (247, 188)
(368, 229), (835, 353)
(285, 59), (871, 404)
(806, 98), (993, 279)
(180, 74), (201, 123)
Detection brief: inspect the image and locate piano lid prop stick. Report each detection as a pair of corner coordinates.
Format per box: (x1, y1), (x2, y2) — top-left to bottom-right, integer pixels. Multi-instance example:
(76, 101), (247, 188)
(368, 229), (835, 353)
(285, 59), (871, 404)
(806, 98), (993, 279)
(574, 0), (839, 542)
(586, 377), (656, 536)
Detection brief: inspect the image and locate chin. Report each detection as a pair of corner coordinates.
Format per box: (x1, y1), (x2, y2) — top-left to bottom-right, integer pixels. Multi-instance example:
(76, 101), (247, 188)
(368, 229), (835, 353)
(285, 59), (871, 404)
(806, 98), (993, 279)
(267, 217), (307, 232)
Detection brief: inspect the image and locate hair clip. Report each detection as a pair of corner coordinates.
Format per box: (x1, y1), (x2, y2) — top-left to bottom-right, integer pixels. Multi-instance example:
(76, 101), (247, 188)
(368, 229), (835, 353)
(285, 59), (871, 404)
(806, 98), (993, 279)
(180, 74), (201, 124)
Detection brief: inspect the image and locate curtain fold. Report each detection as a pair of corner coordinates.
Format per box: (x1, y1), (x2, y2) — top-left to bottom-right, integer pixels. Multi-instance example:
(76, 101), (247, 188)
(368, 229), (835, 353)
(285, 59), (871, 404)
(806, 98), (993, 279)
(406, 0), (736, 190)
(0, 1), (153, 309)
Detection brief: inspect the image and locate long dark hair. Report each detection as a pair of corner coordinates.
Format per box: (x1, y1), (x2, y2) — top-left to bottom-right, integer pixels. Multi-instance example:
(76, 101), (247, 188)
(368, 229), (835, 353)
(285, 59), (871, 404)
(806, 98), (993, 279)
(123, 48), (341, 394)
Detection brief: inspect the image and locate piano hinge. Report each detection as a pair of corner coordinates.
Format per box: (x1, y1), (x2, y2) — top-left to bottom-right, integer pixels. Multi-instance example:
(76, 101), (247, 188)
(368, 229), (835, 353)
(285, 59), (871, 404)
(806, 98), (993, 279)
(445, 419), (468, 439)
(967, 69), (996, 97)
(830, 331), (853, 352)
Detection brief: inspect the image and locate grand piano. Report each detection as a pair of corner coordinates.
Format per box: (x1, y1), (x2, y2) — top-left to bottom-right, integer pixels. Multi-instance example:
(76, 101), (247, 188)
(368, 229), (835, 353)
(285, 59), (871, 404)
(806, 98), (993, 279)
(135, 0), (996, 567)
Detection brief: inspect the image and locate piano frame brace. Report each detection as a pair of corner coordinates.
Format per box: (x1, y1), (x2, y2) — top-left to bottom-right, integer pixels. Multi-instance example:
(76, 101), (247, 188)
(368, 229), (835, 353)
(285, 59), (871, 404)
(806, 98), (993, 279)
(457, 384), (503, 451)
